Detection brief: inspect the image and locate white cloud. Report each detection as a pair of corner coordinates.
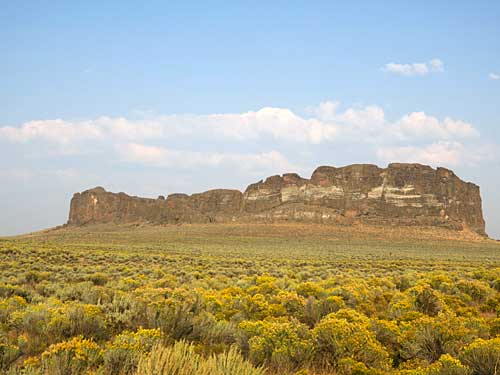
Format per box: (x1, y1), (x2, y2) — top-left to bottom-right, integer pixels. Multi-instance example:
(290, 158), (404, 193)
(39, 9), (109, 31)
(383, 58), (444, 76)
(429, 59), (444, 72)
(203, 107), (338, 143)
(377, 141), (497, 167)
(96, 116), (164, 140)
(384, 63), (428, 76)
(377, 142), (464, 166)
(307, 101), (340, 121)
(118, 143), (296, 173)
(0, 101), (491, 172)
(0, 108), (337, 147)
(0, 119), (103, 144)
(394, 112), (479, 140)
(1, 102), (477, 151)
(310, 101), (385, 127)
(490, 73), (500, 80)
(306, 101), (478, 142)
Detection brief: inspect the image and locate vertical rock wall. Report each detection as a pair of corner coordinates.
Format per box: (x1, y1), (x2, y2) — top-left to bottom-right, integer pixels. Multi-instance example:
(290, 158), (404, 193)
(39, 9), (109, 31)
(67, 163), (486, 236)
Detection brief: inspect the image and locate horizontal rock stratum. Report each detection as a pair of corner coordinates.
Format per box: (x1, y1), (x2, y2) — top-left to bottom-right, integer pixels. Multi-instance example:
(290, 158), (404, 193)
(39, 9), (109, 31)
(68, 163), (486, 236)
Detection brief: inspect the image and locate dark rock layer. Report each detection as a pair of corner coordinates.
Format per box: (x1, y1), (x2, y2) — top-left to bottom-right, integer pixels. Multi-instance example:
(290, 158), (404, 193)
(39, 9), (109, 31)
(67, 163), (486, 236)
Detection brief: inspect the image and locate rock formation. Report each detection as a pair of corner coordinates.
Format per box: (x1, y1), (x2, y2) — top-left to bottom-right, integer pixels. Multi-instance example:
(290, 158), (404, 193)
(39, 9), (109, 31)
(67, 163), (486, 236)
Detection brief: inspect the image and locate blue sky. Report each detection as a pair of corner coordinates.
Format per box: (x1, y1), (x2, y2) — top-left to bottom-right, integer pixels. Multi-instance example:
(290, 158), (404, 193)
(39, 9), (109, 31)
(1, 1), (499, 237)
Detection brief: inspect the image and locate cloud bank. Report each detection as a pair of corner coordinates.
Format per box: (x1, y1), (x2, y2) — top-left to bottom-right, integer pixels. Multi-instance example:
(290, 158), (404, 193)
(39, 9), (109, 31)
(117, 143), (296, 172)
(0, 101), (494, 175)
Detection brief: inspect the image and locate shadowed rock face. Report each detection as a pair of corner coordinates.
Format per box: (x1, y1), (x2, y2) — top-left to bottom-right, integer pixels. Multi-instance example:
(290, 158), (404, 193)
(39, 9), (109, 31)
(67, 163), (486, 236)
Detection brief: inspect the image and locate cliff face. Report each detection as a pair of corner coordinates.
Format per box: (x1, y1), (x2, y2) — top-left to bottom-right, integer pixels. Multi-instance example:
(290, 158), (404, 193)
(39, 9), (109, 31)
(67, 163), (486, 236)
(68, 188), (243, 226)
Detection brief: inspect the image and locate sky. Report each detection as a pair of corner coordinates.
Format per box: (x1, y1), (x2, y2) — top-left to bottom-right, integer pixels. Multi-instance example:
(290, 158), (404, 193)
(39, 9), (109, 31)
(1, 1), (499, 237)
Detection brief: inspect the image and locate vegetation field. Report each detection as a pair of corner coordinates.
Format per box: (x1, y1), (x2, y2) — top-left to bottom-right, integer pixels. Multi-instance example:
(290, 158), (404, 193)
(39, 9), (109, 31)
(1, 223), (500, 375)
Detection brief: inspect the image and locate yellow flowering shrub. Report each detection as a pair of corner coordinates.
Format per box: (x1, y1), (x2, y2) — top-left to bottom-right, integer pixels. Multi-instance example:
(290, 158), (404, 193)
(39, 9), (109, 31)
(338, 357), (388, 375)
(276, 291), (307, 317)
(40, 336), (102, 374)
(296, 282), (324, 298)
(312, 314), (392, 371)
(239, 318), (313, 371)
(103, 327), (161, 375)
(2, 225), (500, 374)
(0, 296), (27, 323)
(0, 341), (20, 370)
(136, 341), (265, 375)
(426, 354), (470, 375)
(459, 337), (500, 375)
(400, 312), (487, 363)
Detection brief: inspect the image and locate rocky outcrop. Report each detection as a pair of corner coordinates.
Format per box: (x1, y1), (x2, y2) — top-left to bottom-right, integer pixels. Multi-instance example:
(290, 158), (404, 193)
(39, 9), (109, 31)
(68, 188), (243, 226)
(67, 163), (486, 236)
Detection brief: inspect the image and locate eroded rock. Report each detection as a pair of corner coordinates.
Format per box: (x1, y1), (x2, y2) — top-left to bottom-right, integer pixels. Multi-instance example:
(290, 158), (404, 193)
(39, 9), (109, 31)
(67, 163), (486, 236)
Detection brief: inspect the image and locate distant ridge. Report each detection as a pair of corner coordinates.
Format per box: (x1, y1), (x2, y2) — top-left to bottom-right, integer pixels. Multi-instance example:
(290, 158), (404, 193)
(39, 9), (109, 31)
(67, 163), (486, 236)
